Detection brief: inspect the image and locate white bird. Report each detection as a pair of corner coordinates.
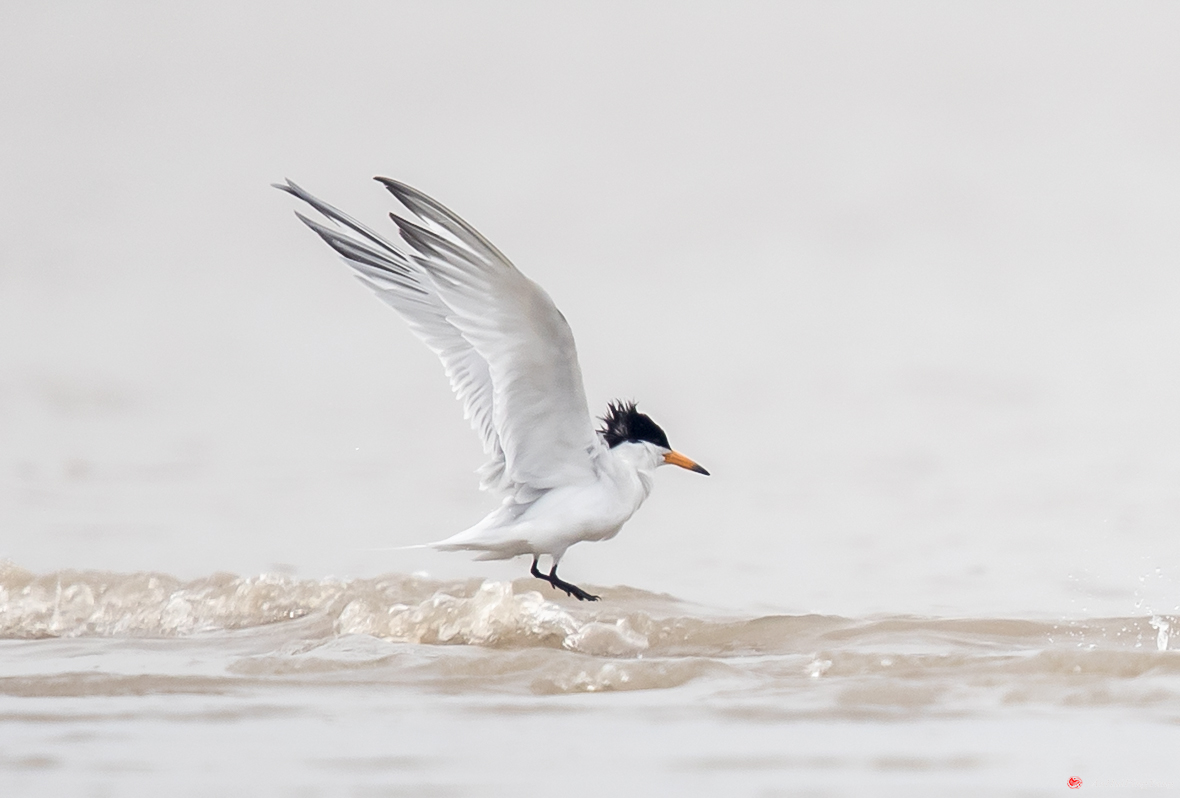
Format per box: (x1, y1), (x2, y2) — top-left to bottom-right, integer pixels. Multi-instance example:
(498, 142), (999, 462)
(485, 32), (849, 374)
(276, 177), (709, 601)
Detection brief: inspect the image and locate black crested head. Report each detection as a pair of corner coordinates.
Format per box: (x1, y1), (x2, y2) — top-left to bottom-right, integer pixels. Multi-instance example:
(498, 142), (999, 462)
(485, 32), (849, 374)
(598, 401), (671, 449)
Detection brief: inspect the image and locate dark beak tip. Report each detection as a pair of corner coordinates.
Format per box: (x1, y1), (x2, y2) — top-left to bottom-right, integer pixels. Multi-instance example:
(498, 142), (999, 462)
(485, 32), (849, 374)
(693, 465), (711, 476)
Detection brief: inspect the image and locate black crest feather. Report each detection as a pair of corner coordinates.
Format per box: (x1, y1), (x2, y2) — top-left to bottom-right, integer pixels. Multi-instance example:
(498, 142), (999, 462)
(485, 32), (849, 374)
(598, 401), (670, 449)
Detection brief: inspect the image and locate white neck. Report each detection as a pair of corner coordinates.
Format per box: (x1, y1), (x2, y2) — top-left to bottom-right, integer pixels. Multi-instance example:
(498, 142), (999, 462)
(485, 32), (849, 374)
(605, 440), (665, 499)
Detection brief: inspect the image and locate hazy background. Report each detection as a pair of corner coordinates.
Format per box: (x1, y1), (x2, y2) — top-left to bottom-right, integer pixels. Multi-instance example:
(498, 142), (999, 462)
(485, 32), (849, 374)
(3, 1), (1179, 618)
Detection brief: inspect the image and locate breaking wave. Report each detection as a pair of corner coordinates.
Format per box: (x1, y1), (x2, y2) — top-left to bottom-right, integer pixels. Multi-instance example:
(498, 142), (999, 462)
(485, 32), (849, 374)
(2, 562), (1178, 703)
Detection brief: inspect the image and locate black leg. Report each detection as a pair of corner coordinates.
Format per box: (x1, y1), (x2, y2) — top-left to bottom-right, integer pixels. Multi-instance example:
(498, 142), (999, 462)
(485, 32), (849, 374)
(548, 563), (599, 602)
(528, 556), (600, 601)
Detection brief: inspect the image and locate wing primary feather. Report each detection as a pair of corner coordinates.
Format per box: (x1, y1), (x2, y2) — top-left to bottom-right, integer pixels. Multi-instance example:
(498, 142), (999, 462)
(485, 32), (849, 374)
(388, 212), (494, 271)
(291, 213), (429, 295)
(348, 262), (429, 296)
(275, 180), (402, 258)
(292, 212), (407, 273)
(374, 176), (513, 269)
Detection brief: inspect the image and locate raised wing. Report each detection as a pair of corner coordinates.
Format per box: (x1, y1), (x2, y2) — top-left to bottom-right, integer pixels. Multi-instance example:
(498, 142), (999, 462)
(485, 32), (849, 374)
(275, 177), (601, 498)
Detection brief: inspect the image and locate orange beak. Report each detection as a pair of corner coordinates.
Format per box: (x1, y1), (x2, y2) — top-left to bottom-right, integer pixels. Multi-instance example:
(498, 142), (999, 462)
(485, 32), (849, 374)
(663, 450), (710, 475)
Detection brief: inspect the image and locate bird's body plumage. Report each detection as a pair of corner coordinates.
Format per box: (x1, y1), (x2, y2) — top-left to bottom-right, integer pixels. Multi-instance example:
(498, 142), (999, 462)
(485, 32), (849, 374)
(277, 177), (707, 600)
(437, 439), (660, 561)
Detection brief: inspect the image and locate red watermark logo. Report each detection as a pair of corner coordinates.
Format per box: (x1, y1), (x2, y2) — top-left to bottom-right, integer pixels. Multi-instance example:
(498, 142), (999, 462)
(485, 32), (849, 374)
(1068, 777), (1082, 789)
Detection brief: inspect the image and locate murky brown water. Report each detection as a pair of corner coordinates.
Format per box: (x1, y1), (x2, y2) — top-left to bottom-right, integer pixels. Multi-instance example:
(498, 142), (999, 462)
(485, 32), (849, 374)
(3, 565), (1179, 795)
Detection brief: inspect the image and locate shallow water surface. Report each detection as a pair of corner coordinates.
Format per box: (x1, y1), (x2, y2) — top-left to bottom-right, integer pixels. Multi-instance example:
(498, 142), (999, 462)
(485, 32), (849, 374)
(2, 565), (1178, 796)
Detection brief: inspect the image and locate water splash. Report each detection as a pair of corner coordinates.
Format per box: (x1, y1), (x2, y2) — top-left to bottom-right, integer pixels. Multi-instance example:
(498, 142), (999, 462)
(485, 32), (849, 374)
(5, 564), (1180, 705)
(1149, 616), (1171, 652)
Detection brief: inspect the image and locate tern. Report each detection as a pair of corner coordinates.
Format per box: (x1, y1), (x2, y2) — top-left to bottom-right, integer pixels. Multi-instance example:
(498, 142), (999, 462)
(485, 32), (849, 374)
(276, 177), (709, 601)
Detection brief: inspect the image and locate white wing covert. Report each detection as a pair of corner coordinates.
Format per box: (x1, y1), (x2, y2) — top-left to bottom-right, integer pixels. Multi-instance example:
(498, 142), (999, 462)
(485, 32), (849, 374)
(275, 178), (601, 499)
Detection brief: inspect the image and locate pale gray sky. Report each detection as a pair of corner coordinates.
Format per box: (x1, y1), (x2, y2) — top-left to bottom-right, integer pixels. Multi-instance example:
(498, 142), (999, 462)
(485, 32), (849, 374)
(2, 3), (1178, 615)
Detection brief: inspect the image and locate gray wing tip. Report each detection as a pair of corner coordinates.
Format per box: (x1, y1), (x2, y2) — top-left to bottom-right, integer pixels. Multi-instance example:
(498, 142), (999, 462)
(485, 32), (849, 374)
(375, 177), (449, 216)
(274, 178), (314, 199)
(373, 175), (417, 204)
(373, 175), (402, 189)
(291, 209), (323, 229)
(373, 175), (511, 267)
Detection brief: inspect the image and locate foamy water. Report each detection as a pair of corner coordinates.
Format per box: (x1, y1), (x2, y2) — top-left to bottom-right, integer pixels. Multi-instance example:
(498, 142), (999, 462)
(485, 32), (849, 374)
(4, 564), (1179, 795)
